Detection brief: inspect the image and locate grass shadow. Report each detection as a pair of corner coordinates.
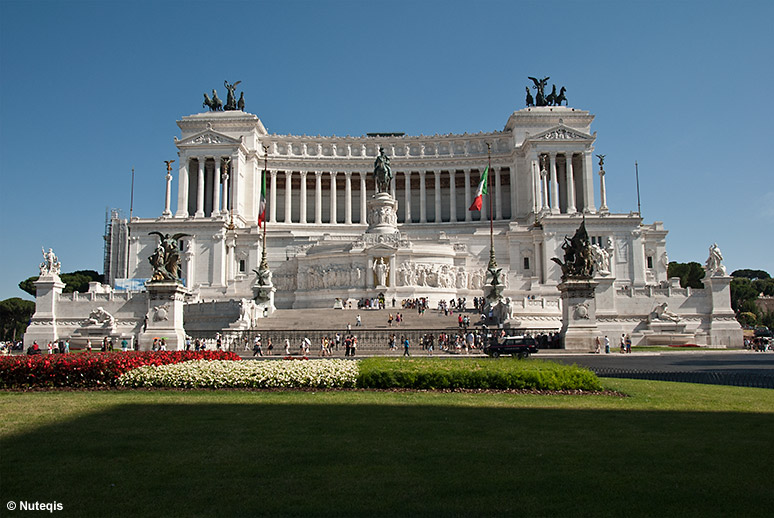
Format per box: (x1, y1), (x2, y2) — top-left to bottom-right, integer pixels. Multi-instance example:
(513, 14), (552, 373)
(2, 401), (773, 517)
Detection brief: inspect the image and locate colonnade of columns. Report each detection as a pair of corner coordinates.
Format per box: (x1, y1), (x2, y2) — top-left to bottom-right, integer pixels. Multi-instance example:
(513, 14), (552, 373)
(265, 167), (514, 225)
(175, 156), (235, 218)
(531, 151), (595, 214)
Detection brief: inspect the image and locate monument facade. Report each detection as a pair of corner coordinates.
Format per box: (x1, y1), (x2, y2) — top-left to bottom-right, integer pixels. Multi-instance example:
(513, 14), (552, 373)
(26, 82), (741, 349)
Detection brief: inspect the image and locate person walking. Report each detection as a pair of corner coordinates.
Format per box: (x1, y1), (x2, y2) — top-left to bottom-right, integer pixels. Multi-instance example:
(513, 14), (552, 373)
(604, 335), (610, 354)
(402, 335), (410, 357)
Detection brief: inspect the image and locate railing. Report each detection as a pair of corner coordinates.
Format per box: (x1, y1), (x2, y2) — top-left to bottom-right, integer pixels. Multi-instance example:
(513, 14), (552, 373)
(187, 327), (562, 352)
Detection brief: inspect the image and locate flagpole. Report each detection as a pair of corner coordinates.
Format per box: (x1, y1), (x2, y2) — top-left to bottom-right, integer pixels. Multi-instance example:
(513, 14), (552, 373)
(635, 160), (642, 218)
(259, 145), (269, 272)
(486, 143), (496, 271)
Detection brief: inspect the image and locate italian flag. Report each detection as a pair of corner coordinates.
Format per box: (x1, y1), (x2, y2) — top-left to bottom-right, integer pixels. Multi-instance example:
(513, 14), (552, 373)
(258, 169), (267, 228)
(468, 166), (489, 211)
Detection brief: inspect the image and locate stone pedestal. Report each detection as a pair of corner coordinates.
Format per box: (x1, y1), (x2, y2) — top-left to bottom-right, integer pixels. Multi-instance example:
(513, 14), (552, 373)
(137, 282), (188, 350)
(558, 278), (599, 351)
(24, 274), (66, 347)
(253, 284), (277, 317)
(702, 275), (743, 348)
(366, 193), (398, 234)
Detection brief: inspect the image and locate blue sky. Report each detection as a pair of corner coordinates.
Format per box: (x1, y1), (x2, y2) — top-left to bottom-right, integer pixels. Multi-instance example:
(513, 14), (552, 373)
(1, 0), (772, 300)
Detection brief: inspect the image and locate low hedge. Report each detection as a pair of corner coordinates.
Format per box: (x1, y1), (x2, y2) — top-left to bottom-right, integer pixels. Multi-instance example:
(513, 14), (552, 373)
(356, 358), (602, 391)
(0, 351), (240, 389)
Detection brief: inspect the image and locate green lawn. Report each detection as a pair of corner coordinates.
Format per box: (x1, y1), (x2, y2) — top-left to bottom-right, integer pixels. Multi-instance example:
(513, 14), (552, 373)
(1, 380), (773, 517)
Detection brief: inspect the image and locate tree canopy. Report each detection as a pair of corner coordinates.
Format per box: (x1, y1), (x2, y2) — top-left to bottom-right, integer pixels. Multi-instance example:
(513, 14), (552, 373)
(731, 269), (771, 281)
(19, 270), (104, 297)
(0, 297), (36, 341)
(667, 262), (705, 289)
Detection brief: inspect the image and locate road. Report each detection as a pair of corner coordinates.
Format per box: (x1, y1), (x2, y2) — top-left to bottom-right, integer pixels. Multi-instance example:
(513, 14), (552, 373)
(541, 350), (774, 388)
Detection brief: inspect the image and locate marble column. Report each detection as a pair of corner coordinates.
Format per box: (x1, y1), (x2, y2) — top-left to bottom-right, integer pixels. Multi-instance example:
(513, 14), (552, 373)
(509, 166), (517, 220)
(269, 170), (277, 223)
(419, 171), (427, 223)
(195, 158), (205, 217)
(449, 169), (457, 223)
(583, 150), (596, 212)
(599, 167), (609, 213)
(434, 170), (442, 223)
(329, 172), (337, 224)
(549, 153), (559, 214)
(464, 169), (472, 222)
(163, 168), (173, 217)
(404, 171), (412, 223)
(212, 159), (221, 216)
(565, 154), (576, 214)
(230, 154), (240, 219)
(531, 157), (540, 214)
(221, 169), (229, 215)
(360, 172), (367, 224)
(299, 171), (308, 224)
(344, 172), (352, 225)
(541, 167), (549, 211)
(495, 167), (503, 220)
(229, 153), (243, 220)
(315, 171), (323, 224)
(284, 171), (293, 223)
(175, 158), (189, 218)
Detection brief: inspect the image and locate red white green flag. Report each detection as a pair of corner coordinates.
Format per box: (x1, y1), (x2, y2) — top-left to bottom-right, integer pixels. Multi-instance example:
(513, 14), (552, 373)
(468, 166), (489, 211)
(258, 169), (267, 228)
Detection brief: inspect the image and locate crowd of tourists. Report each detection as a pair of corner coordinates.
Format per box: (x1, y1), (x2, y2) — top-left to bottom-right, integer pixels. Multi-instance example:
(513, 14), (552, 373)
(0, 340), (23, 354)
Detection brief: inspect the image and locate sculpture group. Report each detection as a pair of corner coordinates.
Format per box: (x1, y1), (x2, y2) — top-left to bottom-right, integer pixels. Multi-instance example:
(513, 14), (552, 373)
(39, 247), (61, 276)
(148, 232), (188, 282)
(203, 80), (245, 112)
(551, 220), (595, 279)
(526, 76), (567, 107)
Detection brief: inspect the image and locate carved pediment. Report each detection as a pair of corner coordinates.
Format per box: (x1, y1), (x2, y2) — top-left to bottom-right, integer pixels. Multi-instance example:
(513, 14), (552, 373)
(529, 124), (593, 142)
(176, 126), (242, 147)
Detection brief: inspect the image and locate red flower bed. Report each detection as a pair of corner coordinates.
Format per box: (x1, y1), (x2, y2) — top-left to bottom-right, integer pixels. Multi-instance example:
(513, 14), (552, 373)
(0, 351), (241, 389)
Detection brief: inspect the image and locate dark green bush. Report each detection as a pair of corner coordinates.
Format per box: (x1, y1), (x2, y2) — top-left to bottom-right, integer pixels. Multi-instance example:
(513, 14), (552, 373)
(356, 358), (602, 391)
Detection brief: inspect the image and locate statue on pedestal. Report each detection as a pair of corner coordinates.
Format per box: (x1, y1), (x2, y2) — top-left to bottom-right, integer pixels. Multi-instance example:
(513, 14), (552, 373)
(373, 258), (389, 287)
(373, 147), (393, 194)
(705, 243), (727, 276)
(39, 247), (61, 276)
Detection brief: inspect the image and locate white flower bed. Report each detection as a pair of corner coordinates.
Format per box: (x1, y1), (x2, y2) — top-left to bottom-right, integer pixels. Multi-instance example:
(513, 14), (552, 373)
(117, 359), (359, 389)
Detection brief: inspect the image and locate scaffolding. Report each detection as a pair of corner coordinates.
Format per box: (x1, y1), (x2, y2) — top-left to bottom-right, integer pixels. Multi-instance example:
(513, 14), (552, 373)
(103, 208), (129, 286)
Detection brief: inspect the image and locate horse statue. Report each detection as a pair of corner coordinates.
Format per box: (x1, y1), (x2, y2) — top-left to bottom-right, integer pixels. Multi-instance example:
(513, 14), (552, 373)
(203, 89), (223, 111)
(237, 92), (245, 111)
(224, 80), (241, 111)
(545, 85), (557, 106)
(525, 86), (534, 107)
(555, 86), (568, 106)
(373, 147), (393, 194)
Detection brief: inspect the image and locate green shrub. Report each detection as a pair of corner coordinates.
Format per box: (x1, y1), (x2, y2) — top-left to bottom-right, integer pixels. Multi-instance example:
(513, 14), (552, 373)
(356, 358), (602, 391)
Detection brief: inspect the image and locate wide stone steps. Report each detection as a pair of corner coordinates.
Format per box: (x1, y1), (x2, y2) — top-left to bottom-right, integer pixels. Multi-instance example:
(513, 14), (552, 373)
(255, 307), (474, 331)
